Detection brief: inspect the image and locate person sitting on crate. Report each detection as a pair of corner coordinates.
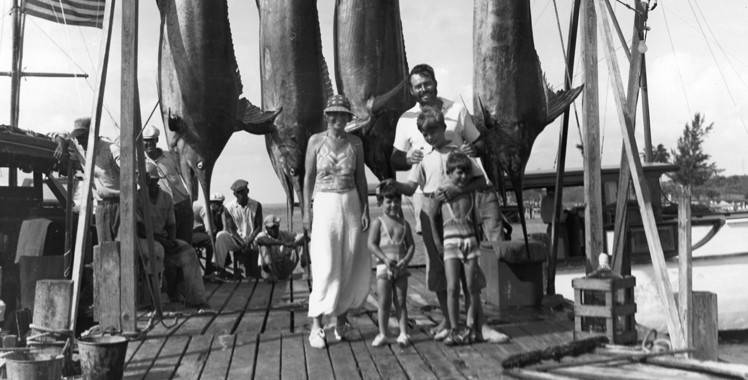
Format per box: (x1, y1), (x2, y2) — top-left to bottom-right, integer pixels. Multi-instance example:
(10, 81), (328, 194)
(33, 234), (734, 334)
(253, 215), (308, 281)
(139, 161), (209, 309)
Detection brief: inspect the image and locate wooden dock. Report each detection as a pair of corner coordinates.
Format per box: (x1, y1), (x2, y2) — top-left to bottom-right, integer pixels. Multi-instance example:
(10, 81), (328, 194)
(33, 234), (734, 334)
(120, 267), (743, 379)
(121, 267), (574, 379)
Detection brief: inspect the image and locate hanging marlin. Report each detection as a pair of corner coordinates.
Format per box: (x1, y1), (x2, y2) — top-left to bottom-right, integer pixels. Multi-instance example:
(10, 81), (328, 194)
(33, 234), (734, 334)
(334, 0), (415, 180)
(256, 0), (333, 226)
(157, 0), (279, 235)
(473, 0), (583, 247)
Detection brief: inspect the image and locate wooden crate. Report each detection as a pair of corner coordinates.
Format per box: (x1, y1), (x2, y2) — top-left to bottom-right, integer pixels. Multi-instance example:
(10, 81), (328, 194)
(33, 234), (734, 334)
(572, 275), (637, 344)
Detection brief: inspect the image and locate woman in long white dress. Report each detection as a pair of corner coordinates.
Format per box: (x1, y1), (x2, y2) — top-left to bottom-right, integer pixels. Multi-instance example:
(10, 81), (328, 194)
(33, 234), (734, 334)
(303, 94), (371, 348)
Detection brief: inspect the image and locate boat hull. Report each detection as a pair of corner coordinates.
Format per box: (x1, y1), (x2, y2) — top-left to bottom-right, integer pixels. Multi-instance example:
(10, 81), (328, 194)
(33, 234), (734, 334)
(556, 215), (748, 331)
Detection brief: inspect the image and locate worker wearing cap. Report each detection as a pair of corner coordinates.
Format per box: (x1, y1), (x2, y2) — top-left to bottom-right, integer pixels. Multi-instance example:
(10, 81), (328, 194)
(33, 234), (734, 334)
(143, 125), (194, 244)
(254, 215), (307, 281)
(192, 193), (229, 278)
(52, 117), (122, 242)
(214, 179), (263, 278)
(138, 161), (209, 308)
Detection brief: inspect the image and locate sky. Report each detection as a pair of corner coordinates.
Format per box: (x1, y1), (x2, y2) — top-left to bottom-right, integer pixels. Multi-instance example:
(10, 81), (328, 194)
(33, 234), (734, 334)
(0, 0), (746, 204)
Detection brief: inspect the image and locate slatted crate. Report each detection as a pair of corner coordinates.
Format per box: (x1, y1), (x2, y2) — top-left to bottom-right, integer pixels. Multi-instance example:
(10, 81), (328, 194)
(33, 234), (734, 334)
(572, 275), (637, 344)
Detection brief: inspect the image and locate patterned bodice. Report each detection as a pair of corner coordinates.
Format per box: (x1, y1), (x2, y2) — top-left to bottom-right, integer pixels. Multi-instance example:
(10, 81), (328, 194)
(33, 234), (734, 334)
(315, 135), (356, 192)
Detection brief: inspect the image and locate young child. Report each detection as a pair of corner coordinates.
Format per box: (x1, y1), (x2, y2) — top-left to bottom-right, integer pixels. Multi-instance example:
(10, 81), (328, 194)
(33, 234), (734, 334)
(367, 184), (415, 347)
(441, 152), (484, 345)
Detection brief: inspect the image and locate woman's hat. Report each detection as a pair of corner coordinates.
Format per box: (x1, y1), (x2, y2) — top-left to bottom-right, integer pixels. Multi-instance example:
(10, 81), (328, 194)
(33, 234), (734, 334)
(324, 94), (354, 115)
(210, 193), (225, 202)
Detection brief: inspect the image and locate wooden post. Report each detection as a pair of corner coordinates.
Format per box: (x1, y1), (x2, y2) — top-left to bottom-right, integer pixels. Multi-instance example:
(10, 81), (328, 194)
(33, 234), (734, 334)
(548, 0), (582, 294)
(119, 0), (140, 334)
(690, 291), (718, 360)
(9, 0), (26, 128)
(678, 185), (693, 354)
(595, 0), (686, 349)
(610, 0), (648, 276)
(69, 0), (116, 334)
(641, 56), (654, 162)
(582, 0), (603, 273)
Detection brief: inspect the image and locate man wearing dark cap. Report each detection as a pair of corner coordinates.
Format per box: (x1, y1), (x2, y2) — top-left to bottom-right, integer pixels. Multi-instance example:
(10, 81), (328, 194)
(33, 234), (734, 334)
(143, 125), (194, 243)
(52, 117), (122, 242)
(214, 179), (263, 278)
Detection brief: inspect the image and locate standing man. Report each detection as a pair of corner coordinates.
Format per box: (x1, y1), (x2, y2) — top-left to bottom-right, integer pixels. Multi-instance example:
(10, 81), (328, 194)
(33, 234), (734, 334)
(53, 117), (121, 243)
(142, 125), (194, 243)
(214, 179), (263, 278)
(392, 64), (482, 234)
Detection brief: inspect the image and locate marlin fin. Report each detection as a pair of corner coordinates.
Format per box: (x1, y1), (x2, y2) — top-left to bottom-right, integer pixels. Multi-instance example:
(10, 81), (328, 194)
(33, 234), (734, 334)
(545, 84), (584, 125)
(235, 97), (280, 135)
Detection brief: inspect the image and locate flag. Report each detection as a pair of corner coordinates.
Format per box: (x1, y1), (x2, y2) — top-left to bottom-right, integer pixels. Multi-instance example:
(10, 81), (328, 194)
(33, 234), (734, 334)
(23, 0), (105, 29)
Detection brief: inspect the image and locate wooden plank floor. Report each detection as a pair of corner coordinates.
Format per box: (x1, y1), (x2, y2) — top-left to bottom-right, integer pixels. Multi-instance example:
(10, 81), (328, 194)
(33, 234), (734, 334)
(122, 267), (579, 379)
(121, 267), (726, 379)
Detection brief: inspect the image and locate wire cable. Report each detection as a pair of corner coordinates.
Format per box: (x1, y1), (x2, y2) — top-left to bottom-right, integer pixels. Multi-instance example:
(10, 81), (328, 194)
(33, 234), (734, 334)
(685, 0), (748, 134)
(659, 0), (692, 115)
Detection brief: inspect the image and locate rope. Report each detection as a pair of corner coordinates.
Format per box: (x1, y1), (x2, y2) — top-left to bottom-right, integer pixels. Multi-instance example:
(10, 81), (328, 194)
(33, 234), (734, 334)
(551, 0), (584, 157)
(659, 1), (692, 115)
(685, 0), (748, 135)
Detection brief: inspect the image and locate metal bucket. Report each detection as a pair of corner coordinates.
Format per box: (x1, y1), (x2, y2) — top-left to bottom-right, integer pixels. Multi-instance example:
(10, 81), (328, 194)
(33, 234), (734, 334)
(77, 336), (129, 380)
(4, 351), (63, 380)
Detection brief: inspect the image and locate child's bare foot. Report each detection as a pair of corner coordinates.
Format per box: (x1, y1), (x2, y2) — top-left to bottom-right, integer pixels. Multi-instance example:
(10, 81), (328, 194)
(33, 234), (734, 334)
(372, 334), (388, 347)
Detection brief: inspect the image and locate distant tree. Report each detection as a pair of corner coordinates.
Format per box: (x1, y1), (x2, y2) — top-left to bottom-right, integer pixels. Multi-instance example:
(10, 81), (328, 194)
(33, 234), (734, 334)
(641, 143), (671, 163)
(669, 113), (721, 188)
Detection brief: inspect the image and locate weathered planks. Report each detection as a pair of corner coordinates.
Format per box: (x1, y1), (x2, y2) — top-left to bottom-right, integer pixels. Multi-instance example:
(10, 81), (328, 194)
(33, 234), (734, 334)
(227, 333), (258, 378)
(144, 335), (190, 379)
(281, 332), (308, 380)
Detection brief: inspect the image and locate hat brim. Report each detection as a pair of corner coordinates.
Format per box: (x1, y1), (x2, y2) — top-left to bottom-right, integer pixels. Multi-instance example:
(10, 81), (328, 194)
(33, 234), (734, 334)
(324, 106), (354, 115)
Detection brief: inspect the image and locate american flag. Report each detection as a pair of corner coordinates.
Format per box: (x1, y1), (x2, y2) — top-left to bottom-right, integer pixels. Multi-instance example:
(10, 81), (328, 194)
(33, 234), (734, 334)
(23, 0), (105, 29)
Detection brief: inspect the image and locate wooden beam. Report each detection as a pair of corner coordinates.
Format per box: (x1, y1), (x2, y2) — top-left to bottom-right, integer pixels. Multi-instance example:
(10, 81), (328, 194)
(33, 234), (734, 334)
(678, 185), (693, 354)
(611, 0), (647, 276)
(582, 0), (603, 273)
(9, 0), (26, 128)
(548, 0), (582, 295)
(69, 0), (116, 334)
(641, 56), (654, 161)
(0, 71), (88, 78)
(595, 0), (686, 349)
(119, 0), (140, 334)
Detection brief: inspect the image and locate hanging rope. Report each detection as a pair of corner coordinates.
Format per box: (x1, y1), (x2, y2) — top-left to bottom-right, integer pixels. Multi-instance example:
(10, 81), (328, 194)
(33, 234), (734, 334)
(659, 1), (693, 115)
(686, 0), (748, 135)
(551, 0), (585, 156)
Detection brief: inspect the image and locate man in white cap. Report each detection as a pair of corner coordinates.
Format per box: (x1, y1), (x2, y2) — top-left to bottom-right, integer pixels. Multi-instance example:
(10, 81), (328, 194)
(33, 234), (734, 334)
(139, 161), (209, 308)
(52, 117), (121, 243)
(214, 179), (263, 278)
(254, 214), (307, 280)
(143, 125), (194, 244)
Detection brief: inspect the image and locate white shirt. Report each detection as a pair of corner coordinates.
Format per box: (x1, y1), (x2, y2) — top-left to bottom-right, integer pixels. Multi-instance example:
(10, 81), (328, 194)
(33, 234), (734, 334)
(394, 97), (490, 190)
(226, 199), (259, 242)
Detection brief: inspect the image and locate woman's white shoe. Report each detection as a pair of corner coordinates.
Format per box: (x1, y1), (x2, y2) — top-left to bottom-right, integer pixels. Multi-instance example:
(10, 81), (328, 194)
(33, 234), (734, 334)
(309, 328), (326, 349)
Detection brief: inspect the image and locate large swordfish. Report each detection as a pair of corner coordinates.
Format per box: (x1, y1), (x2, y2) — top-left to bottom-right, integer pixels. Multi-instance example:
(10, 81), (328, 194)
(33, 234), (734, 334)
(473, 0), (583, 246)
(334, 0), (415, 180)
(158, 0), (279, 236)
(256, 0), (333, 227)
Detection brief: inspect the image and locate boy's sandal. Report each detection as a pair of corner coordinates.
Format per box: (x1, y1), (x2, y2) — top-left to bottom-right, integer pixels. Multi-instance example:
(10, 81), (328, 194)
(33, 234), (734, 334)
(432, 328), (450, 341)
(443, 329), (459, 346)
(309, 328), (326, 349)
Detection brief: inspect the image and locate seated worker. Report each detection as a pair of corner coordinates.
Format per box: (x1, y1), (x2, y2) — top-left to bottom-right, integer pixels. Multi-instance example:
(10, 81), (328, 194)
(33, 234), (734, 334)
(215, 179), (263, 279)
(193, 193), (229, 278)
(140, 161), (209, 308)
(253, 215), (307, 281)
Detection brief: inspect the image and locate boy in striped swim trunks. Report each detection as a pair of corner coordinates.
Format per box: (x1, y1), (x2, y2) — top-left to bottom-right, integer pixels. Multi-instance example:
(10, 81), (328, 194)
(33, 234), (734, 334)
(441, 152), (484, 345)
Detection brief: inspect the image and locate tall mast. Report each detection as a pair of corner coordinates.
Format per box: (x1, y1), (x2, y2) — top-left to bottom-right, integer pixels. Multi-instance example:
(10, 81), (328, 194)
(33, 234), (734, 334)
(10, 0), (27, 128)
